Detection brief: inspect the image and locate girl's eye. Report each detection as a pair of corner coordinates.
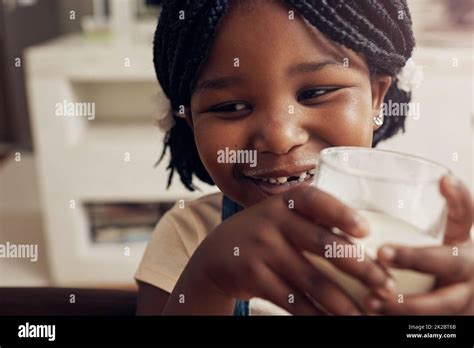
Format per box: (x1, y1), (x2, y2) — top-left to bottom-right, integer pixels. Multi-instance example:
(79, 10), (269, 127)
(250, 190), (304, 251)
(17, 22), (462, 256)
(297, 88), (337, 102)
(208, 102), (249, 114)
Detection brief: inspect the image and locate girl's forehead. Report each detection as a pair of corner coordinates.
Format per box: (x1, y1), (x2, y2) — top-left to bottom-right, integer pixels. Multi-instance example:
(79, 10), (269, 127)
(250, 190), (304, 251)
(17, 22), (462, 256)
(200, 0), (367, 76)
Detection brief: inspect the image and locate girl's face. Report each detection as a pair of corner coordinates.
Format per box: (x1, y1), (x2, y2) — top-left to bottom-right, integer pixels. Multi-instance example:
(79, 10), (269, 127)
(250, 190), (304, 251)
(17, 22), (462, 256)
(189, 0), (391, 207)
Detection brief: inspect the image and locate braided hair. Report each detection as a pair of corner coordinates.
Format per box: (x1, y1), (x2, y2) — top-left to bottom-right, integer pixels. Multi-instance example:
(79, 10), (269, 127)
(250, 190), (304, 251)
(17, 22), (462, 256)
(154, 0), (416, 191)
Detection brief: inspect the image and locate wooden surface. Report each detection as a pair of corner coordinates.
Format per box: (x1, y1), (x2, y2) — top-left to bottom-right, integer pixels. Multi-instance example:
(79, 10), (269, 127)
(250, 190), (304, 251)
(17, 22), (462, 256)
(0, 287), (137, 316)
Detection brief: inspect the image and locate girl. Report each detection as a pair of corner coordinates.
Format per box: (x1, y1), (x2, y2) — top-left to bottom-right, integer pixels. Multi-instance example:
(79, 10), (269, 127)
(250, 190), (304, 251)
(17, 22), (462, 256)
(135, 0), (473, 315)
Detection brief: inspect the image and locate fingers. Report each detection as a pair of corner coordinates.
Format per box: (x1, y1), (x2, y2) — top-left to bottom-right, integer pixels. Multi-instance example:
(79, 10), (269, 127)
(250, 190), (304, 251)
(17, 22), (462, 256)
(365, 282), (473, 315)
(251, 261), (323, 315)
(439, 174), (473, 244)
(378, 243), (474, 283)
(281, 186), (369, 238)
(280, 213), (392, 290)
(268, 236), (363, 315)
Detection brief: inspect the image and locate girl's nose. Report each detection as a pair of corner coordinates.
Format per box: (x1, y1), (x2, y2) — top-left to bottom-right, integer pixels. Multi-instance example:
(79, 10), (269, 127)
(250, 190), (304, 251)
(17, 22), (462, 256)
(252, 111), (309, 155)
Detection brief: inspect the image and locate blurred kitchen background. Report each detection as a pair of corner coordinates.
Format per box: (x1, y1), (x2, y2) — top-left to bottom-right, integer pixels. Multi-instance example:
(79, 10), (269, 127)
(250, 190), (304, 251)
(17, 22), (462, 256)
(0, 0), (472, 289)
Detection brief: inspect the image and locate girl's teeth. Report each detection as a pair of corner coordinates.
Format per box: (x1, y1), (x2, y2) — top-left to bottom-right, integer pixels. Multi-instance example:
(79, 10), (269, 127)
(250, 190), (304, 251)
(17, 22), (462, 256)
(253, 168), (316, 185)
(299, 172), (308, 181)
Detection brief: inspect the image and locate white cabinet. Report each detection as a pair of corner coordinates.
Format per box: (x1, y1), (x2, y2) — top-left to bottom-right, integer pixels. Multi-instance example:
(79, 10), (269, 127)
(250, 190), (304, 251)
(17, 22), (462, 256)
(25, 35), (218, 286)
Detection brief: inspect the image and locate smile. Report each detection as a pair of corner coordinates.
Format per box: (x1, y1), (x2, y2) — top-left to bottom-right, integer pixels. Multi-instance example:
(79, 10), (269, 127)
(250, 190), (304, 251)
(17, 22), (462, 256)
(242, 162), (318, 196)
(246, 168), (316, 185)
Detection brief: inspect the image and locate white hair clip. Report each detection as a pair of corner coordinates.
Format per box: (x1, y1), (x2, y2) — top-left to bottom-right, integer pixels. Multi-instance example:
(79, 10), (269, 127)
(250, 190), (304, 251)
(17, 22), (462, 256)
(154, 97), (187, 133)
(156, 107), (175, 133)
(396, 58), (424, 93)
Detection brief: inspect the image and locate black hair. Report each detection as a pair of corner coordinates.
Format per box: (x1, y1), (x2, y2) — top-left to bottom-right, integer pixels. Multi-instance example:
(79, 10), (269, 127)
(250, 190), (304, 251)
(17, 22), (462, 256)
(154, 0), (416, 191)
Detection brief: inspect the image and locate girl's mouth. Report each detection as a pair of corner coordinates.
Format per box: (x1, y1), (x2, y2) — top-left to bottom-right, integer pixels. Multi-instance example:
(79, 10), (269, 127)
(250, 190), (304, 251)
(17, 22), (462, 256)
(242, 167), (317, 196)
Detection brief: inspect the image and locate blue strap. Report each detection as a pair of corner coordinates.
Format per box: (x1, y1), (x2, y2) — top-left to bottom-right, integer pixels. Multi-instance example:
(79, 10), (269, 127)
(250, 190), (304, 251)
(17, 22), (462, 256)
(221, 195), (249, 316)
(221, 195), (244, 220)
(233, 298), (250, 316)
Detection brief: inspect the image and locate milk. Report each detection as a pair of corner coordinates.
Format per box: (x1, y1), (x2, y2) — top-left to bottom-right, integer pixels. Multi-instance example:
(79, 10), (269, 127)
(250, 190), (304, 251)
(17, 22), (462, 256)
(305, 210), (441, 307)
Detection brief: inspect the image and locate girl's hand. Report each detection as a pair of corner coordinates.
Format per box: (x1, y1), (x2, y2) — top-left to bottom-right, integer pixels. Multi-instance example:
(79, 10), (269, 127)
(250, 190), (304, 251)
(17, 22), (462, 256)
(173, 186), (393, 315)
(365, 174), (474, 315)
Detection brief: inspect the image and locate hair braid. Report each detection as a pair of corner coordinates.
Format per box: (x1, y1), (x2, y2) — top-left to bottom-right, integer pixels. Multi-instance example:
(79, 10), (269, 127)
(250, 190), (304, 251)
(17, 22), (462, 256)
(179, 1), (229, 104)
(289, 0), (407, 72)
(380, 0), (414, 58)
(356, 0), (407, 59)
(335, 1), (396, 54)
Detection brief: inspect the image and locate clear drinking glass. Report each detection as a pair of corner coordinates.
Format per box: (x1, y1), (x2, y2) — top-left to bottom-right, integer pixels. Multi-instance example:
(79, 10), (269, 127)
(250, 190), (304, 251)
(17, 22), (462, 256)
(307, 146), (449, 305)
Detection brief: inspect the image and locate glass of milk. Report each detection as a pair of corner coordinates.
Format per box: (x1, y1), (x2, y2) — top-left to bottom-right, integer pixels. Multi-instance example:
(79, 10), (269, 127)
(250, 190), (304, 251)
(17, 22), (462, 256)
(308, 146), (449, 306)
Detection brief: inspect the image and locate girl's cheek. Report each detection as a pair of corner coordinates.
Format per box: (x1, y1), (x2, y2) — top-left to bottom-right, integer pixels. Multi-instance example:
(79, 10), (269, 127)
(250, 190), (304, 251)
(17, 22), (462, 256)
(193, 120), (240, 181)
(312, 91), (374, 147)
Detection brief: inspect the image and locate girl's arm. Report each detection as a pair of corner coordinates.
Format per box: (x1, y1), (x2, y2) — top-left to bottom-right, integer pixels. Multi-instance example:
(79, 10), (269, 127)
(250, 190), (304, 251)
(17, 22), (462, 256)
(136, 280), (170, 315)
(161, 256), (236, 315)
(136, 272), (235, 315)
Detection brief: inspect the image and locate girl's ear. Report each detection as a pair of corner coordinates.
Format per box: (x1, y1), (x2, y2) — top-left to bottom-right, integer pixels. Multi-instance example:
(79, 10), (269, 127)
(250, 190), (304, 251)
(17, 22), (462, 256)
(370, 75), (392, 129)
